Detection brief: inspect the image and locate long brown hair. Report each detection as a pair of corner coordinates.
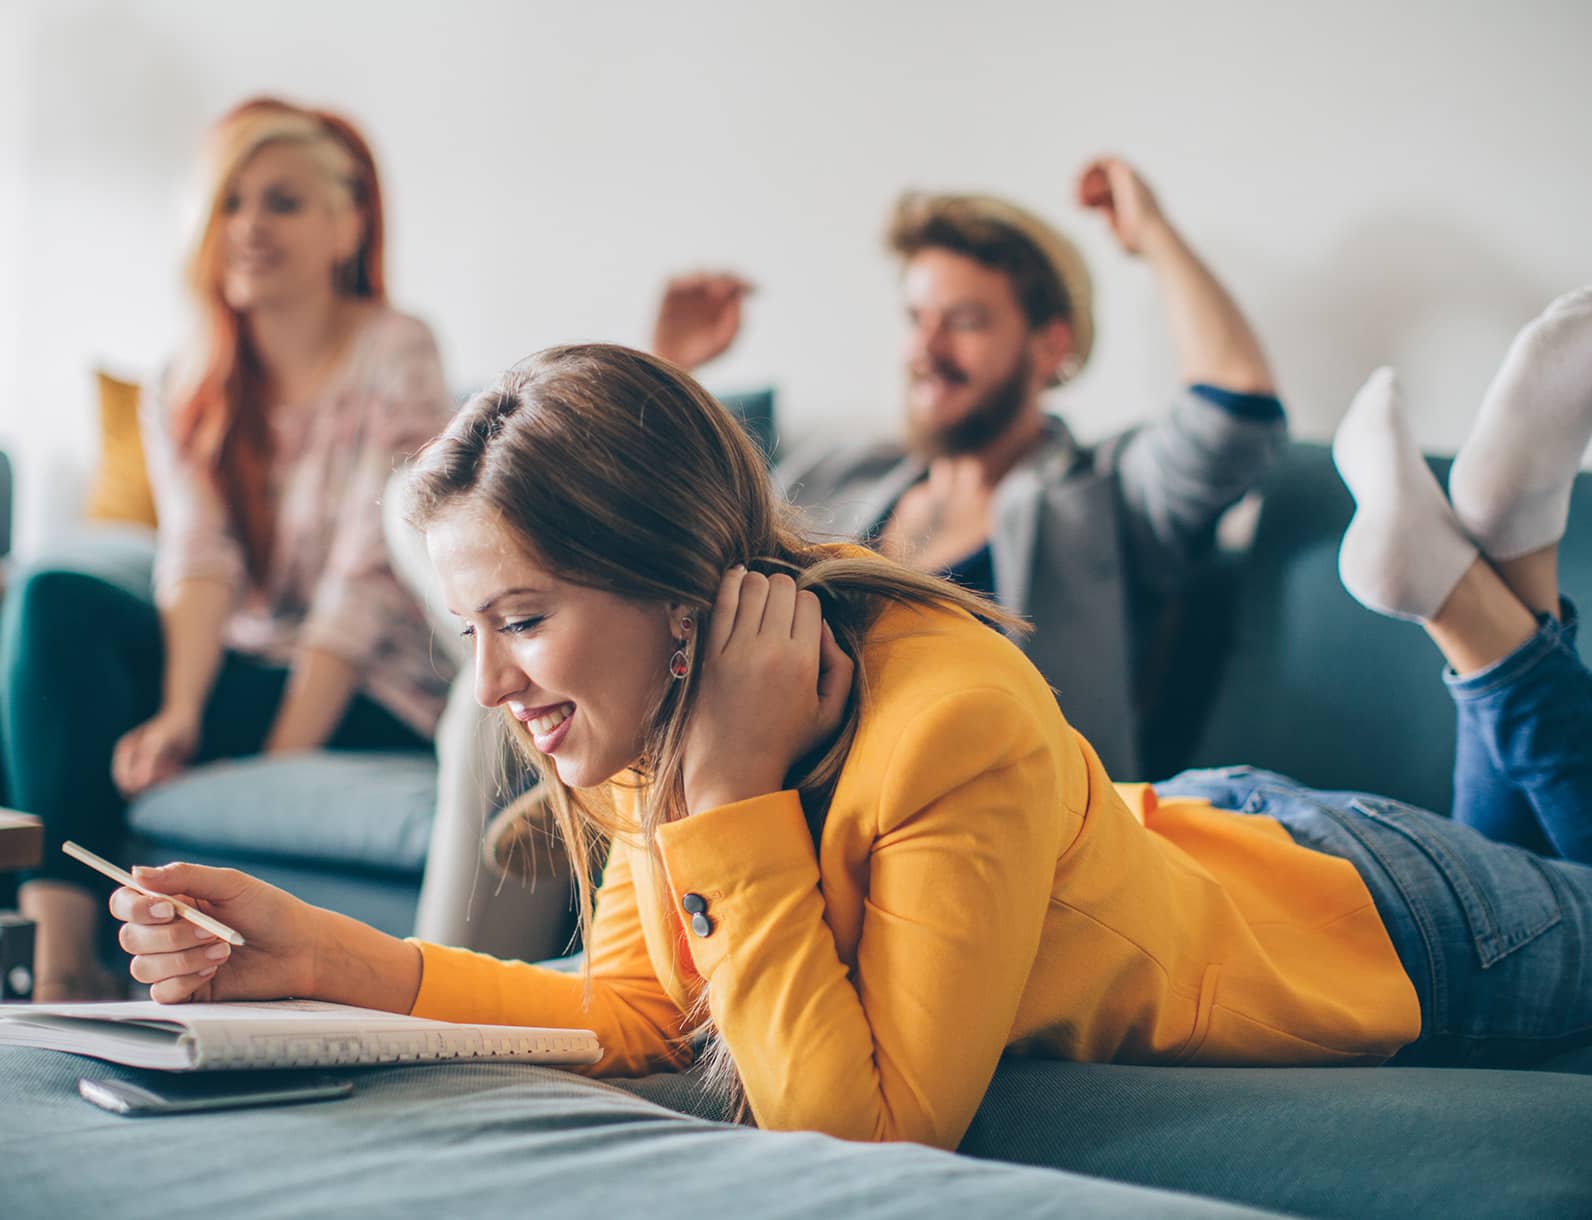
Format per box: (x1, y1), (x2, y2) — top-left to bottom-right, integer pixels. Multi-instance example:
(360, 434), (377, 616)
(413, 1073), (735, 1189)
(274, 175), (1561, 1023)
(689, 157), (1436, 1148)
(171, 96), (386, 584)
(405, 343), (1020, 1097)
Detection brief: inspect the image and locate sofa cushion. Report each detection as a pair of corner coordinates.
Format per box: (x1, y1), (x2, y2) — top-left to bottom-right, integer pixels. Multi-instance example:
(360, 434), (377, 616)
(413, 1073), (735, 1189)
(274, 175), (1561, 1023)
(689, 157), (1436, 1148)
(4, 1048), (1281, 1220)
(616, 1055), (1592, 1220)
(85, 370), (158, 527)
(127, 752), (436, 876)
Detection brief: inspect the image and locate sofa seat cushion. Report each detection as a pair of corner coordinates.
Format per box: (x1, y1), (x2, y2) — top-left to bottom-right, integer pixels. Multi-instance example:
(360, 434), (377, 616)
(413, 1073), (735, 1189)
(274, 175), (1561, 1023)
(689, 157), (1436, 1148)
(127, 752), (436, 876)
(4, 1047), (1281, 1220)
(617, 1056), (1592, 1220)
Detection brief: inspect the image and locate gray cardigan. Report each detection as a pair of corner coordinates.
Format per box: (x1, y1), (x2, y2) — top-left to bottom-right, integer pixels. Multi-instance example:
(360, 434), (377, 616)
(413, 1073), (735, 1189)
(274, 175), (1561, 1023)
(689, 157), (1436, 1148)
(775, 390), (1286, 778)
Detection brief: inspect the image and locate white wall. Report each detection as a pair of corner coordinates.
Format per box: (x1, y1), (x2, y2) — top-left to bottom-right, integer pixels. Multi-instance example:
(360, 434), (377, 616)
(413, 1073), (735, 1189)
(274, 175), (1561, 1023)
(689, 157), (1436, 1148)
(3, 0), (1590, 559)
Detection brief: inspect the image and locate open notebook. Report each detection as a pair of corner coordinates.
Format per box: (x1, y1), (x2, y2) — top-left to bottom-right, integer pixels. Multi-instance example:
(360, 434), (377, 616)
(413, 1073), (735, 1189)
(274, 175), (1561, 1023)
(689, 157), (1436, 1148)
(0, 999), (602, 1071)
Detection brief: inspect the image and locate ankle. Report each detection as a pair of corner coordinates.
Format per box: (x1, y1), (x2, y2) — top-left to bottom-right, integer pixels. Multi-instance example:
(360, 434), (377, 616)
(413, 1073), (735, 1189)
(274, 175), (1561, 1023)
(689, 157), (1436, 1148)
(1491, 549), (1560, 620)
(1426, 562), (1540, 675)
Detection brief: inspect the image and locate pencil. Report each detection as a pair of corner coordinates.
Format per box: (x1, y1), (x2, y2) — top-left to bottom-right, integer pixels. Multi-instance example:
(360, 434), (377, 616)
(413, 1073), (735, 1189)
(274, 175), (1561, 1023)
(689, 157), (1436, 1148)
(62, 840), (247, 947)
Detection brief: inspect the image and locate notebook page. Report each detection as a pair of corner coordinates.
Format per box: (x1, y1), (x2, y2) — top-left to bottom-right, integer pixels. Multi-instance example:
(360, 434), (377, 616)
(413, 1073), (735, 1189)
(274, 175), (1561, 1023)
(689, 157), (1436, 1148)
(0, 999), (601, 1071)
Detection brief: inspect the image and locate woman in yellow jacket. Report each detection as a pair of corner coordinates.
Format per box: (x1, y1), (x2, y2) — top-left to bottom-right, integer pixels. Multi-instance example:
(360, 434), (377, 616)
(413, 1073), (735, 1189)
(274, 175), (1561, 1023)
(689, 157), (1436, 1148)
(111, 334), (1592, 1152)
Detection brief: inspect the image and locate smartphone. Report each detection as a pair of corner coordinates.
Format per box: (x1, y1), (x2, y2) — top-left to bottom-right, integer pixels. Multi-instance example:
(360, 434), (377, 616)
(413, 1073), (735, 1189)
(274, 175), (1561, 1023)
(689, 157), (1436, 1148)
(79, 1071), (353, 1116)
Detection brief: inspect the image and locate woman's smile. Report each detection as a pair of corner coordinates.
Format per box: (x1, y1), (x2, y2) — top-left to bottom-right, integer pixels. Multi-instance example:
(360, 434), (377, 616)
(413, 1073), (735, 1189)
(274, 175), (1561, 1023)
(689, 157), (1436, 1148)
(514, 702), (575, 753)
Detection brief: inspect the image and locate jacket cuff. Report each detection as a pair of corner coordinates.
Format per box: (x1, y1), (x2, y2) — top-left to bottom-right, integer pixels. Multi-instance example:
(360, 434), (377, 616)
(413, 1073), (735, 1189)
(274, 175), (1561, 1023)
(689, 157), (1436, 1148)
(652, 790), (816, 978)
(406, 940), (492, 1022)
(1187, 382), (1286, 422)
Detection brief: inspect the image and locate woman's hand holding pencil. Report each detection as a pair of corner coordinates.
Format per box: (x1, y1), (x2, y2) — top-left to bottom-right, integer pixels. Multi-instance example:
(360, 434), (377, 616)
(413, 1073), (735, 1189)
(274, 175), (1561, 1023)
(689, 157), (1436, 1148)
(89, 845), (426, 1012)
(95, 852), (322, 1005)
(63, 842), (245, 946)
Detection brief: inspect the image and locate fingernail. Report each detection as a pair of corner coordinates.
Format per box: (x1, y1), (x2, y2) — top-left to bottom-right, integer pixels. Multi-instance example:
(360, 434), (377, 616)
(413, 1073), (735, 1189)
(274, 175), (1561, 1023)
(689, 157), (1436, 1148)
(205, 943), (230, 961)
(199, 966), (218, 978)
(150, 901), (174, 920)
(192, 926), (216, 941)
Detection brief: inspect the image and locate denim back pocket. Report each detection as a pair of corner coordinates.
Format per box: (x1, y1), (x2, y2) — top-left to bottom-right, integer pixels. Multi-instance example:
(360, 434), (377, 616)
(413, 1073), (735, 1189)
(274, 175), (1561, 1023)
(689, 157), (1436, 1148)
(1348, 796), (1562, 968)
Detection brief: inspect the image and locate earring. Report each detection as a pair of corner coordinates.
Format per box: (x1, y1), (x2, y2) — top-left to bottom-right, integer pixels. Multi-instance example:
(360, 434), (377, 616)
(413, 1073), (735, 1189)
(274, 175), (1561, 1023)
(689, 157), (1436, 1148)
(669, 614), (693, 679)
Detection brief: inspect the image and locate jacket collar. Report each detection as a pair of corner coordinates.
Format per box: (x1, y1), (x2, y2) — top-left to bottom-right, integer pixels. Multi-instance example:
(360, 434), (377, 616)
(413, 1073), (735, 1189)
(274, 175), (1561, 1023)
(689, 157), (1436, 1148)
(990, 415), (1082, 620)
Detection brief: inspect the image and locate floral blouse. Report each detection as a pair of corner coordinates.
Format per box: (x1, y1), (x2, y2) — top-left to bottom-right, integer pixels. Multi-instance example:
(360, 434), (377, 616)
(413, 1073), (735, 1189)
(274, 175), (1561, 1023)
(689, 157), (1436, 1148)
(141, 308), (456, 738)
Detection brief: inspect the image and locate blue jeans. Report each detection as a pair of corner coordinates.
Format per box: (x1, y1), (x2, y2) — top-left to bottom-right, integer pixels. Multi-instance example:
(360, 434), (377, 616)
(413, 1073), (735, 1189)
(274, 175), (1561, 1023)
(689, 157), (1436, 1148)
(1155, 766), (1592, 1067)
(1447, 598), (1592, 863)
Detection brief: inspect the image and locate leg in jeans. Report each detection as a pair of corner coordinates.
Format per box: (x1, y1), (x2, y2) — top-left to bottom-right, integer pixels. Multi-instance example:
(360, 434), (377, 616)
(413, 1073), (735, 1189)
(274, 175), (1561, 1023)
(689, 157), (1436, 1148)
(1448, 689), (1550, 854)
(1157, 766), (1592, 1066)
(1447, 599), (1592, 863)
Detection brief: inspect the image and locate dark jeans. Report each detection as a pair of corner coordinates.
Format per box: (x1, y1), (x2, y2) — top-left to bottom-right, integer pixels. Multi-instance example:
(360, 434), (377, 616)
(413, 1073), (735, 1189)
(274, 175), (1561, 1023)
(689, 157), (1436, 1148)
(1156, 766), (1592, 1067)
(0, 566), (428, 890)
(1447, 597), (1592, 863)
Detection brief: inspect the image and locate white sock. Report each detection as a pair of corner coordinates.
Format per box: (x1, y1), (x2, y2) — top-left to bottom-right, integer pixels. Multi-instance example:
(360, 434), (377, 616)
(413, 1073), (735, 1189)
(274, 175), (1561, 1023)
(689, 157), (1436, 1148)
(1449, 286), (1592, 559)
(1332, 368), (1478, 621)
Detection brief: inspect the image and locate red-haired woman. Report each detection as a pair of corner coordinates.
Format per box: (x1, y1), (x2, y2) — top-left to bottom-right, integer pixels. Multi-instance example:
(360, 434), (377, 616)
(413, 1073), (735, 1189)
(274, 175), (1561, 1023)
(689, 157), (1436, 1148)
(3, 97), (453, 1000)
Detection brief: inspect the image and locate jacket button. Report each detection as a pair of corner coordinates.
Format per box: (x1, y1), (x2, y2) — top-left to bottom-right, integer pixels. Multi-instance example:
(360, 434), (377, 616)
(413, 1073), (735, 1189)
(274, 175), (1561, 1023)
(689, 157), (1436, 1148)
(689, 912), (713, 938)
(682, 892), (707, 915)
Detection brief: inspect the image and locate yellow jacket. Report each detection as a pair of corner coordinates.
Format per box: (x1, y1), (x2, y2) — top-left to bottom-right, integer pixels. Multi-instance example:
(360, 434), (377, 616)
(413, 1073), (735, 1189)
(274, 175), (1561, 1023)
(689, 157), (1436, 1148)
(411, 598), (1419, 1149)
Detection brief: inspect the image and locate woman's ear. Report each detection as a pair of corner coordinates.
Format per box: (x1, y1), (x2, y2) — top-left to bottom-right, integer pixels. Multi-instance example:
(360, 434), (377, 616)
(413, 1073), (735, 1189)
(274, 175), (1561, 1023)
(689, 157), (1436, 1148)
(664, 601), (694, 643)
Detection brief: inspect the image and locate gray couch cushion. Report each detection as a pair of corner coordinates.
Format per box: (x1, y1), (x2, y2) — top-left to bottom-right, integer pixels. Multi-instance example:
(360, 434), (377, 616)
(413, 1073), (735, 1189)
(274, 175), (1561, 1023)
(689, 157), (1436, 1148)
(127, 752), (436, 875)
(617, 1056), (1592, 1220)
(3, 1048), (1281, 1219)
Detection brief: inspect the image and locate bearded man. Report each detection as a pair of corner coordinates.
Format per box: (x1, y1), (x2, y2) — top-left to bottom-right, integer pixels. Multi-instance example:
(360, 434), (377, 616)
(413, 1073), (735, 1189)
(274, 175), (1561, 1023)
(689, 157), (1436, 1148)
(652, 158), (1285, 777)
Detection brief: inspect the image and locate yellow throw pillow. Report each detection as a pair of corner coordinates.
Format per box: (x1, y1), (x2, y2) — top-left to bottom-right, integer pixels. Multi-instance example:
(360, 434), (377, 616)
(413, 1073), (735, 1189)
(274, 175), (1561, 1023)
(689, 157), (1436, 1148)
(85, 370), (158, 527)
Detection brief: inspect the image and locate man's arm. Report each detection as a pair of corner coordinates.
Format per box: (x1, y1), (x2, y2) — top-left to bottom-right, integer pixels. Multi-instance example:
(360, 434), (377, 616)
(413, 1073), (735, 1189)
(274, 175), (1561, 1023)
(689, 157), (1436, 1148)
(1106, 393), (1285, 597)
(1143, 225), (1275, 394)
(1079, 157), (1275, 394)
(1078, 158), (1285, 590)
